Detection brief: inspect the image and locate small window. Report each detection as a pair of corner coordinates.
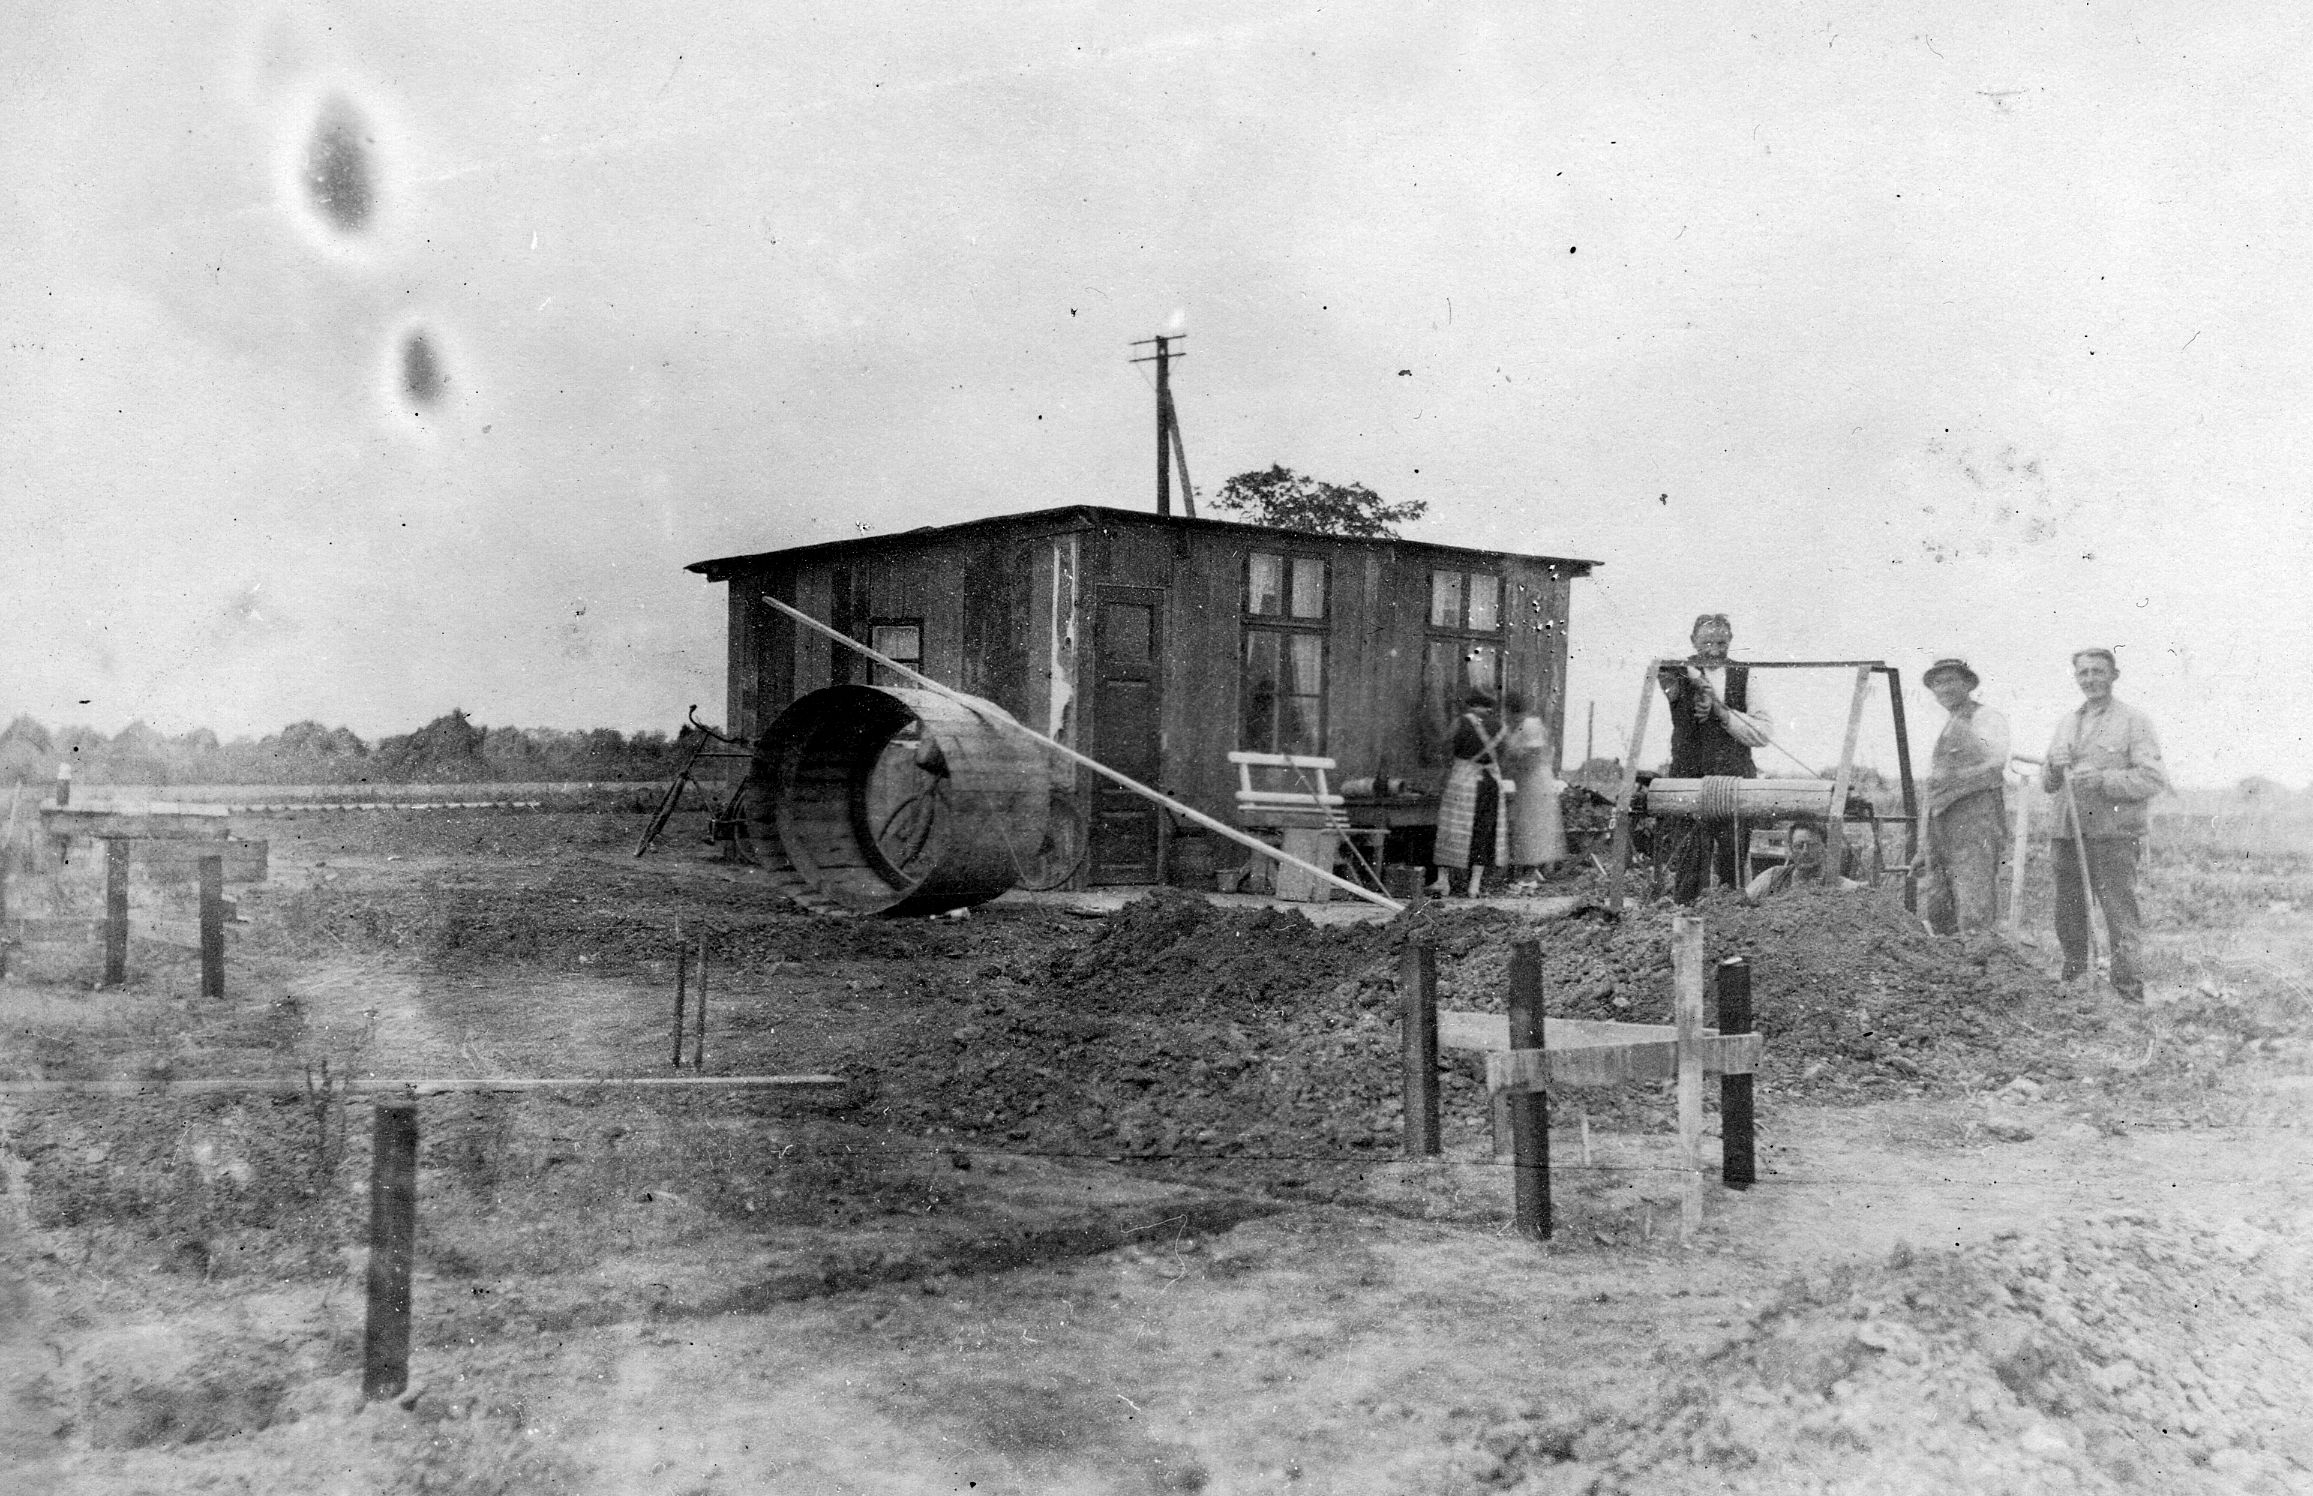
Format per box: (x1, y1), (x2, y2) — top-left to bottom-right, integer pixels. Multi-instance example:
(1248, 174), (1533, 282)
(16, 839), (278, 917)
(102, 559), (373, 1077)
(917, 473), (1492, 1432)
(1247, 553), (1284, 616)
(1429, 568), (1502, 631)
(1248, 551), (1327, 620)
(1466, 573), (1501, 631)
(1429, 570), (1463, 629)
(869, 621), (922, 687)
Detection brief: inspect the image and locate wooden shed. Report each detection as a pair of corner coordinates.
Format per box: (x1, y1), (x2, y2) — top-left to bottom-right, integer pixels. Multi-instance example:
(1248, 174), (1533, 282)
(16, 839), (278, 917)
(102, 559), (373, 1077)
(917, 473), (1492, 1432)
(688, 506), (1596, 887)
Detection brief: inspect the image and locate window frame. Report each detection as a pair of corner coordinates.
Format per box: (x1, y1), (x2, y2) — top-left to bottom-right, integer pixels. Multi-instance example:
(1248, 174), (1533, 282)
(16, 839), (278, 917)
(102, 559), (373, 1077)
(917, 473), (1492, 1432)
(1424, 568), (1510, 751)
(1239, 548), (1332, 754)
(1243, 550), (1330, 623)
(866, 616), (924, 688)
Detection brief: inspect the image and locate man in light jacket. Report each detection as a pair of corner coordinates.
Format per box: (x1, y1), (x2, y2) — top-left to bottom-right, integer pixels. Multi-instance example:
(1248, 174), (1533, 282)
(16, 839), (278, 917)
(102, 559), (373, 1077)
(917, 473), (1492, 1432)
(2040, 648), (2168, 999)
(1919, 657), (2010, 935)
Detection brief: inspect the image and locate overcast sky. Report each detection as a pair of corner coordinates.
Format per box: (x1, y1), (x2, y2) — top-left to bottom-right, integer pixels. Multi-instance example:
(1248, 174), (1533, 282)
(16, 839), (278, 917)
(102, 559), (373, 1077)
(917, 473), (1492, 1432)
(3, 2), (2305, 786)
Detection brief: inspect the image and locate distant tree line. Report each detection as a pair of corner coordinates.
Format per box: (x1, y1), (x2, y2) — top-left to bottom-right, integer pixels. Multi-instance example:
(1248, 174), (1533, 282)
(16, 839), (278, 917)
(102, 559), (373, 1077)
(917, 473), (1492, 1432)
(0, 711), (708, 787)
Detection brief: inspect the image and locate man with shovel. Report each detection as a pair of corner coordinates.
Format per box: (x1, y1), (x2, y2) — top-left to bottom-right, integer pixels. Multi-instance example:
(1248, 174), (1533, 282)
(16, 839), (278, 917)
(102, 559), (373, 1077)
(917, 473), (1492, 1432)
(2040, 648), (2168, 1000)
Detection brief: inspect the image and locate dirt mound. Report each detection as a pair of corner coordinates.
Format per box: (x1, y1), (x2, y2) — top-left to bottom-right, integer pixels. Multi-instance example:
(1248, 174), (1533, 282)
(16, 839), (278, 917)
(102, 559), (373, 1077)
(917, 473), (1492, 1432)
(1422, 885), (2113, 1099)
(1506, 1212), (2313, 1493)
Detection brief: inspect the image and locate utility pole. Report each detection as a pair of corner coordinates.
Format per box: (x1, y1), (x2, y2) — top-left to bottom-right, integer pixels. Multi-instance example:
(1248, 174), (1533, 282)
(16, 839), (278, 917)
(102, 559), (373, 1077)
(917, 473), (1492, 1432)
(1128, 333), (1196, 518)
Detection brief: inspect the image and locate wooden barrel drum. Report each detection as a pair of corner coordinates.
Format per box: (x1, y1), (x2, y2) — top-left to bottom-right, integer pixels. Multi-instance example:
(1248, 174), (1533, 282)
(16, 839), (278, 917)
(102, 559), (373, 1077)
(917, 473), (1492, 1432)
(743, 685), (1050, 916)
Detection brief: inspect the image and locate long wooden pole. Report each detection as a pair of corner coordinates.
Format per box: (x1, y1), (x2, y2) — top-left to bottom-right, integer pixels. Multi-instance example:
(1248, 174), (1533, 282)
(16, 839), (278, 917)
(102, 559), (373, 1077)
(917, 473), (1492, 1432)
(1155, 335), (1172, 516)
(758, 592), (1401, 912)
(2005, 774), (2032, 935)
(0, 1074), (843, 1097)
(1604, 664), (1658, 913)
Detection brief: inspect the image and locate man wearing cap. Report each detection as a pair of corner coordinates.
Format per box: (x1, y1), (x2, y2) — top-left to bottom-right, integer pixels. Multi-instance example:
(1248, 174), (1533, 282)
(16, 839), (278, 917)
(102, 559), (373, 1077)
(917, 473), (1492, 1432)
(1918, 658), (2011, 935)
(1659, 613), (1774, 903)
(2041, 649), (2168, 999)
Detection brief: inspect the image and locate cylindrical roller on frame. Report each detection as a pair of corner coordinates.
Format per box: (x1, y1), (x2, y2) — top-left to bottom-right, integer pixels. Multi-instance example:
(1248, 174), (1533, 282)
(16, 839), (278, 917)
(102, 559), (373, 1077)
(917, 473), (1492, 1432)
(1640, 777), (1840, 822)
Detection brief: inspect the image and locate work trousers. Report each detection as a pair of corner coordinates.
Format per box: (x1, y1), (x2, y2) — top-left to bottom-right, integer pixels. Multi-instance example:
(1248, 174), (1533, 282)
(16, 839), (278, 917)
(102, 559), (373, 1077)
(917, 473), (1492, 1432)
(1670, 820), (1743, 904)
(2053, 836), (2145, 998)
(1922, 790), (2007, 935)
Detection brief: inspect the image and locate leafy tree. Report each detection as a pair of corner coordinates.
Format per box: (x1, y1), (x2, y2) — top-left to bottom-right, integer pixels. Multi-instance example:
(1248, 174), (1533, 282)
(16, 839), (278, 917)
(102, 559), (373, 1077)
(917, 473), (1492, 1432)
(1210, 464), (1426, 539)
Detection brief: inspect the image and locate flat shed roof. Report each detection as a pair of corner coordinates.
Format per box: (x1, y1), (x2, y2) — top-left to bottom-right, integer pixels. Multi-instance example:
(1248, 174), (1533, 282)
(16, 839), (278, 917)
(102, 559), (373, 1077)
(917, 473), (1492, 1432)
(687, 504), (1599, 582)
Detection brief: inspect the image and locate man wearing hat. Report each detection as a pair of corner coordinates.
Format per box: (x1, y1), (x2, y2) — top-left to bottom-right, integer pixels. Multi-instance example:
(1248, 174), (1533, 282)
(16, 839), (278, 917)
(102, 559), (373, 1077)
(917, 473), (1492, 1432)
(2041, 648), (2168, 999)
(1918, 658), (2011, 935)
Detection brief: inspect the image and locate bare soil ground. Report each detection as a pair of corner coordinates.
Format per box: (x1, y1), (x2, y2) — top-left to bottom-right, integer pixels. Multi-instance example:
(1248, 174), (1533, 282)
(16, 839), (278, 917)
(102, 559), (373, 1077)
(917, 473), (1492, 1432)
(3, 807), (2310, 1493)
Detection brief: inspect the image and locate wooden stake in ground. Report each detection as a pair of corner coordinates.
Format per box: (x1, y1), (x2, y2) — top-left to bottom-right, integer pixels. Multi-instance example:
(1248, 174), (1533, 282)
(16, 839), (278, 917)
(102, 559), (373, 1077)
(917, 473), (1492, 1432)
(1672, 914), (1706, 1239)
(691, 927), (709, 1071)
(103, 838), (128, 986)
(1399, 938), (1439, 1157)
(363, 1100), (419, 1403)
(1716, 956), (1755, 1189)
(198, 854), (225, 999)
(1506, 938), (1551, 1241)
(2005, 774), (2032, 935)
(671, 921), (688, 1069)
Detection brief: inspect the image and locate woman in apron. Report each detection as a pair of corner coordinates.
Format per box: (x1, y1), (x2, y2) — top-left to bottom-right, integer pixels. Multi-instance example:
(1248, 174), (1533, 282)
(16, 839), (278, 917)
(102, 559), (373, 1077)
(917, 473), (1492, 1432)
(1432, 688), (1509, 897)
(1502, 692), (1568, 889)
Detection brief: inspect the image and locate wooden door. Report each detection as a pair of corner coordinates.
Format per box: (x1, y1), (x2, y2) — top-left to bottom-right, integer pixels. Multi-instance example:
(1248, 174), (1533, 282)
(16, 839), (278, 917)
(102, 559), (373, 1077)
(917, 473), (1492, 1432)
(1088, 587), (1164, 883)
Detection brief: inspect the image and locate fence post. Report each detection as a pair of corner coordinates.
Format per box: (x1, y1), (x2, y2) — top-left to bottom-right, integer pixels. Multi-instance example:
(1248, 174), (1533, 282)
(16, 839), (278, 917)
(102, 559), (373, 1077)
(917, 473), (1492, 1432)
(103, 838), (128, 986)
(1507, 938), (1551, 1240)
(363, 1099), (419, 1402)
(1673, 915), (1706, 1239)
(670, 921), (688, 1069)
(1717, 956), (1755, 1189)
(1399, 938), (1439, 1157)
(199, 855), (225, 999)
(691, 927), (708, 1071)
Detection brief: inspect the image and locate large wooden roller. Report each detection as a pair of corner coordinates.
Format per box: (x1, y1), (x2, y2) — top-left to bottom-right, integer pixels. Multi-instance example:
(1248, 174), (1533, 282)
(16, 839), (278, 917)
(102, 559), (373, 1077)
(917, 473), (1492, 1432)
(743, 684), (1050, 917)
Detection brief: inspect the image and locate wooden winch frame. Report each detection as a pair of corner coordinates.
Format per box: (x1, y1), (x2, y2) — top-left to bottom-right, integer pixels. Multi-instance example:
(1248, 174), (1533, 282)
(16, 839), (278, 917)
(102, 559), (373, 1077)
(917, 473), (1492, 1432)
(1604, 659), (1919, 914)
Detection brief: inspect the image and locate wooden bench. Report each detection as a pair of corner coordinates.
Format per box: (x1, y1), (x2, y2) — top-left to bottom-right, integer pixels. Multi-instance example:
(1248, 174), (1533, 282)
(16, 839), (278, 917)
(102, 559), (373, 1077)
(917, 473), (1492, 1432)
(1226, 752), (1386, 900)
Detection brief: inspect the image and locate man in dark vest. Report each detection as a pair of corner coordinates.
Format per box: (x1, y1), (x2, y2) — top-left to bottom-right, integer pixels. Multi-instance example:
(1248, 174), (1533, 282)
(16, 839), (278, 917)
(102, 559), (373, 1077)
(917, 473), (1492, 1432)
(1660, 613), (1775, 903)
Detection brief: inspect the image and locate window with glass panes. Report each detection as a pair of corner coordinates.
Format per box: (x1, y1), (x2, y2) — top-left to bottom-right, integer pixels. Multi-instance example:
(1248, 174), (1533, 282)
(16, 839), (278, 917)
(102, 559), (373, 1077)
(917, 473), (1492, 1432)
(1423, 568), (1505, 736)
(1241, 552), (1328, 754)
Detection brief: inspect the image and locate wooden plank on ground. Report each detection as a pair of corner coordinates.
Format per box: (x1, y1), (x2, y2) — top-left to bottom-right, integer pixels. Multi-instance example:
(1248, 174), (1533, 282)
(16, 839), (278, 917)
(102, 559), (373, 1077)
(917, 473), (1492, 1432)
(129, 915), (242, 951)
(3, 917), (104, 943)
(126, 839), (268, 881)
(0, 1074), (847, 1097)
(2, 913), (243, 949)
(1483, 1032), (1760, 1091)
(1442, 1010), (1710, 1053)
(42, 805), (231, 840)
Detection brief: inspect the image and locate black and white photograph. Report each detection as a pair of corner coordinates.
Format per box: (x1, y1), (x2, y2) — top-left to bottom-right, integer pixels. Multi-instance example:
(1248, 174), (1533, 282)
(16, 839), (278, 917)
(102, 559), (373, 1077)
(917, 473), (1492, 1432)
(2, 4), (2307, 1492)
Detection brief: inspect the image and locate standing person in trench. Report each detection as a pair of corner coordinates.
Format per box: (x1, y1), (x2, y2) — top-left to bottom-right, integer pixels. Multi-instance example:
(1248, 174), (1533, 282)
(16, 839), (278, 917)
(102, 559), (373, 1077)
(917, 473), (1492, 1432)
(1917, 657), (2011, 936)
(1431, 686), (1508, 897)
(2040, 648), (2168, 1000)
